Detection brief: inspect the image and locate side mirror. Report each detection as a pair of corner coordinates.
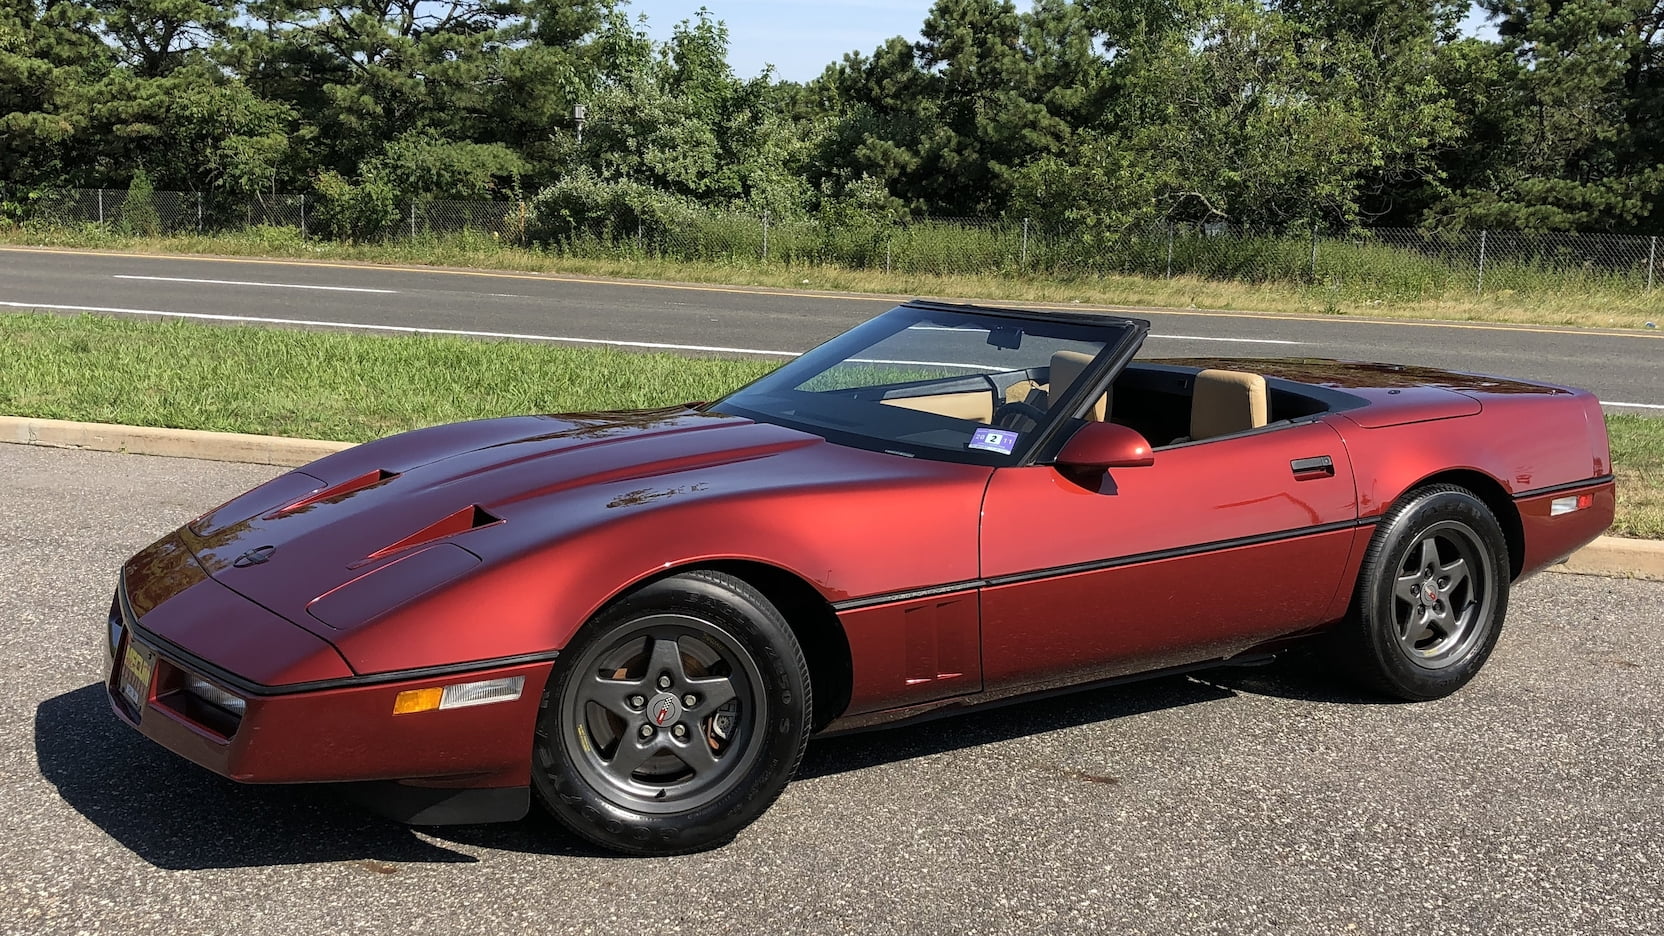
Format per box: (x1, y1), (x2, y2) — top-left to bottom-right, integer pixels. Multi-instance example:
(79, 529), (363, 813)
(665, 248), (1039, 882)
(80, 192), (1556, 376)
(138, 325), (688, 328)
(1056, 421), (1154, 470)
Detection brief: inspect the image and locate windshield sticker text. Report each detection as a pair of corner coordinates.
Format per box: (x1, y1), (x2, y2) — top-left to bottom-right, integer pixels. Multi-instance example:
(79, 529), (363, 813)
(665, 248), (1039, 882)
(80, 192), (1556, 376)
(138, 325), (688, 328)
(968, 427), (1018, 455)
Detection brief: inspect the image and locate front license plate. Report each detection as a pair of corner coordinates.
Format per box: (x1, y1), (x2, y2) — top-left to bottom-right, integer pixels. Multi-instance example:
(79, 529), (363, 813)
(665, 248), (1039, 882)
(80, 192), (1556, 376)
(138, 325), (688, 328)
(120, 643), (156, 711)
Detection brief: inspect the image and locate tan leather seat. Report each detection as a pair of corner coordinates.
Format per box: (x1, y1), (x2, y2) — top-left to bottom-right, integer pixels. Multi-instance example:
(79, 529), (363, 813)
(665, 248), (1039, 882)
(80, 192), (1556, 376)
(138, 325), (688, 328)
(1190, 369), (1268, 440)
(1047, 350), (1110, 422)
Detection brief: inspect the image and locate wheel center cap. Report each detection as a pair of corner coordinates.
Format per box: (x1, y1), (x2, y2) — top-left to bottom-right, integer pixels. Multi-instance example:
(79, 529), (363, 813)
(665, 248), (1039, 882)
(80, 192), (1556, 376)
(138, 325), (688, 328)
(1424, 584), (1439, 602)
(648, 692), (682, 726)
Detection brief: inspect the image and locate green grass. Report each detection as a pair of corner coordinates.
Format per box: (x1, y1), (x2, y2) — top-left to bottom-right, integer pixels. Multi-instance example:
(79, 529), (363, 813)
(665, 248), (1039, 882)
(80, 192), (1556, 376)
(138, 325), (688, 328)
(0, 312), (773, 441)
(1609, 414), (1664, 539)
(6, 224), (1664, 331)
(1, 310), (1658, 537)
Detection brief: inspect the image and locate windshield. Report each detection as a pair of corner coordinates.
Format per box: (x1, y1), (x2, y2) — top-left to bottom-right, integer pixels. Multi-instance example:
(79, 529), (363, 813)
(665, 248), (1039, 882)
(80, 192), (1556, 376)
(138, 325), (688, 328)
(711, 305), (1137, 464)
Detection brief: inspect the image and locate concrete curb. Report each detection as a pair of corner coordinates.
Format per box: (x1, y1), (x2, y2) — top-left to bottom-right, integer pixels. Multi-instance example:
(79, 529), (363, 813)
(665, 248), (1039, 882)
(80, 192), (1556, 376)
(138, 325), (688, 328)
(2, 415), (1660, 581)
(0, 415), (354, 467)
(1556, 536), (1664, 582)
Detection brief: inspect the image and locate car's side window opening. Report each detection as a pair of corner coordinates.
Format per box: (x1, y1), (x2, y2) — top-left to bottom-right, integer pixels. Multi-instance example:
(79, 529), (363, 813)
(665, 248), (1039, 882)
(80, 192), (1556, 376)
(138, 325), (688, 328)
(1104, 364), (1343, 448)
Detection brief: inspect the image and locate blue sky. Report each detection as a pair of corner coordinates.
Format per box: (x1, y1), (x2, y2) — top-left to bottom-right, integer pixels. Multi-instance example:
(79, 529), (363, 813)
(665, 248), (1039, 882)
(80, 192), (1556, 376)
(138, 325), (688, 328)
(620, 0), (935, 82)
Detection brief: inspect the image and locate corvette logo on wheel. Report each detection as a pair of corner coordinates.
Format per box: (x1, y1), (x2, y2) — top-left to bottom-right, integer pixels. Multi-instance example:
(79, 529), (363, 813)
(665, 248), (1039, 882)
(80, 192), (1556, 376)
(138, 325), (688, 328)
(653, 698), (677, 725)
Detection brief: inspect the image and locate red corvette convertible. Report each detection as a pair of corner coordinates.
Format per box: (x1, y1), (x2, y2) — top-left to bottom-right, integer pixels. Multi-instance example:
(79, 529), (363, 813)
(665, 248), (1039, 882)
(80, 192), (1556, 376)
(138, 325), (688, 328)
(106, 301), (1614, 855)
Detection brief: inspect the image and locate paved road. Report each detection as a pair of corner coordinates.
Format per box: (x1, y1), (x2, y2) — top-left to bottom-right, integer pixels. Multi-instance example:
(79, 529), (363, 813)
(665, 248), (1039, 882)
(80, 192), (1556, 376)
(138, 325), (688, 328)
(3, 443), (1661, 935)
(1, 246), (1660, 410)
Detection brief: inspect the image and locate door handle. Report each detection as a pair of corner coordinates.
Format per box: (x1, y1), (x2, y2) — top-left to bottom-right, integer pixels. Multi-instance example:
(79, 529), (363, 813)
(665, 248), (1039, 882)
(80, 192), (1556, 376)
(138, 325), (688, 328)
(1291, 455), (1335, 478)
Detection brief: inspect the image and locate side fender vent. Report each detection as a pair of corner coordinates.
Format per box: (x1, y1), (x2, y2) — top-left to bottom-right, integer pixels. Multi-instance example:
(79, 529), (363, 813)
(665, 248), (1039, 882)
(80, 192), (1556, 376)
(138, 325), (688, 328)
(359, 505), (503, 564)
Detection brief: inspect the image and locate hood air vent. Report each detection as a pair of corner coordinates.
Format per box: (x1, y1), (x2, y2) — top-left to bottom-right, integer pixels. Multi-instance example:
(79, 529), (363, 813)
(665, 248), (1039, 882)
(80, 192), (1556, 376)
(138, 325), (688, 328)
(359, 505), (503, 565)
(269, 469), (400, 516)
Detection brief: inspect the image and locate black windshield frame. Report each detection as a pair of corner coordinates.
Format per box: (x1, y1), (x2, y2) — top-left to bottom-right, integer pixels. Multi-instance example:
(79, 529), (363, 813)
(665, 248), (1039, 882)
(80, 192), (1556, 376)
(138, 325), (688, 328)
(709, 301), (1150, 467)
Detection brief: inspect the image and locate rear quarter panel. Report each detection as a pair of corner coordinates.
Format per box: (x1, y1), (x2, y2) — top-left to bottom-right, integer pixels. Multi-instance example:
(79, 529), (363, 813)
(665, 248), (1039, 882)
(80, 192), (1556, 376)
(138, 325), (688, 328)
(1336, 390), (1607, 517)
(1331, 387), (1613, 578)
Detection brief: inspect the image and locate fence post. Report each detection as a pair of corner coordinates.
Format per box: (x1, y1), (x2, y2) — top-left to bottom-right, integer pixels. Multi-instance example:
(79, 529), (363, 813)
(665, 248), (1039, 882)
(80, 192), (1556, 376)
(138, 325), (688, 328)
(97, 189), (105, 225)
(1021, 217), (1030, 268)
(1166, 222), (1174, 279)
(1309, 223), (1319, 281)
(1649, 235), (1657, 292)
(885, 234), (893, 275)
(1476, 230), (1488, 294)
(299, 194), (307, 240)
(762, 211), (770, 262)
(408, 201), (417, 239)
(196, 192), (203, 233)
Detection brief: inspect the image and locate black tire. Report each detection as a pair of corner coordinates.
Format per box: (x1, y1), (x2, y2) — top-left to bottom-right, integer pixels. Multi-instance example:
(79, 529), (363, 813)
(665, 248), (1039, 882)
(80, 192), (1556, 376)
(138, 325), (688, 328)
(532, 570), (811, 856)
(1339, 484), (1511, 701)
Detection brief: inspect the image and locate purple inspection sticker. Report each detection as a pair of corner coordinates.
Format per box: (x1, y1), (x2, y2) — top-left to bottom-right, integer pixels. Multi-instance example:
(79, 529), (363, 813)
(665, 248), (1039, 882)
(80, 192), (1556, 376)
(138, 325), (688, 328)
(968, 426), (1019, 455)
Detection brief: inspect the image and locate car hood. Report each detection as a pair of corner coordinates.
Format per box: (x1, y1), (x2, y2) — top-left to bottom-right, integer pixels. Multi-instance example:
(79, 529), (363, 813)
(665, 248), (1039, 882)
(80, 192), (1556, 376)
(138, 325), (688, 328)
(180, 407), (832, 633)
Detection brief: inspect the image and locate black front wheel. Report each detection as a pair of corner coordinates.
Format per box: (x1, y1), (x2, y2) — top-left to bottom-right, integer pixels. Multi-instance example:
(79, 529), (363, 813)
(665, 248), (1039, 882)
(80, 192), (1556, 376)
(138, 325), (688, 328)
(532, 571), (811, 856)
(1339, 485), (1511, 701)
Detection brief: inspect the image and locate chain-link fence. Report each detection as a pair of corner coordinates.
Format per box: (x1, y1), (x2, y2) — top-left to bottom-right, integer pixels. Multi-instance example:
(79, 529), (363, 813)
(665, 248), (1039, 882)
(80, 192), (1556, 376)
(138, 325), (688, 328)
(17, 189), (1664, 297)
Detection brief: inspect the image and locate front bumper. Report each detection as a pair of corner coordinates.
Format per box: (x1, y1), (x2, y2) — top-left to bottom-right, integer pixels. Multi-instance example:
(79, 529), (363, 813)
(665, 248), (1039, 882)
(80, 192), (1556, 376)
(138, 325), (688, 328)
(106, 581), (554, 816)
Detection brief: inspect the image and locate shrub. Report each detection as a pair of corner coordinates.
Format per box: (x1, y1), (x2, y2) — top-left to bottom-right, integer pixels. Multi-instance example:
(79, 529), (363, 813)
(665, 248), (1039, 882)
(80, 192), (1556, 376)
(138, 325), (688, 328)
(525, 171), (695, 249)
(115, 170), (162, 237)
(309, 171), (399, 241)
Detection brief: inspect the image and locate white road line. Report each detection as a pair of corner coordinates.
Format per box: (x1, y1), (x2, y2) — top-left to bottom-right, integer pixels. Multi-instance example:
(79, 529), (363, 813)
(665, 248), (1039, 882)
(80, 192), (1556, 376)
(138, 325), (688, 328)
(910, 323), (1304, 345)
(1603, 401), (1664, 410)
(111, 275), (396, 294)
(0, 302), (800, 356)
(1148, 334), (1303, 345)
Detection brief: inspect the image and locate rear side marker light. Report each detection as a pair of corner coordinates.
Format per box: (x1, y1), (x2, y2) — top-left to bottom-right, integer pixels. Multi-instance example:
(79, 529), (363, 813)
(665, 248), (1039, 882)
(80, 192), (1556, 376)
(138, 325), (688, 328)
(393, 676), (525, 715)
(1550, 494), (1595, 516)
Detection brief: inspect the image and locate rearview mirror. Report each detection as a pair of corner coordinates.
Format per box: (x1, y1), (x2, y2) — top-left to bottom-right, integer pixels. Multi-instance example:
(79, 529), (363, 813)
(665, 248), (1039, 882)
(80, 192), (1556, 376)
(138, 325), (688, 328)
(1056, 421), (1154, 470)
(987, 326), (1023, 350)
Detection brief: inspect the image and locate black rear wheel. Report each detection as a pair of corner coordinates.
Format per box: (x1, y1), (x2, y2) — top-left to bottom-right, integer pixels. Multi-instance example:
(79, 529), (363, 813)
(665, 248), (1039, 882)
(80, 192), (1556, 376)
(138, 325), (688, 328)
(1340, 485), (1511, 701)
(532, 571), (810, 855)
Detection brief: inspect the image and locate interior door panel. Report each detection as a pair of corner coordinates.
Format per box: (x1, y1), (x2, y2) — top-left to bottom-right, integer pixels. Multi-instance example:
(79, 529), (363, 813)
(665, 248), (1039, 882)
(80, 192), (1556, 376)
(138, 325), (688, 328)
(978, 419), (1359, 691)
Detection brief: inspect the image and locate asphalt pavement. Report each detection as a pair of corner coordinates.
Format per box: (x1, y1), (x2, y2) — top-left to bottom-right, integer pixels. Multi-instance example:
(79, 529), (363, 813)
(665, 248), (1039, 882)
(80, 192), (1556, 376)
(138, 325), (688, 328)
(1, 246), (1660, 411)
(2, 443), (1660, 935)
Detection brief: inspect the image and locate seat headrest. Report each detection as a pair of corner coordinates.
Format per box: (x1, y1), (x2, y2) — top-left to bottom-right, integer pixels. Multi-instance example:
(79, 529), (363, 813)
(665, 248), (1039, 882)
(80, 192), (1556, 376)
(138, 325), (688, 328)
(1190, 369), (1268, 441)
(1050, 350), (1108, 422)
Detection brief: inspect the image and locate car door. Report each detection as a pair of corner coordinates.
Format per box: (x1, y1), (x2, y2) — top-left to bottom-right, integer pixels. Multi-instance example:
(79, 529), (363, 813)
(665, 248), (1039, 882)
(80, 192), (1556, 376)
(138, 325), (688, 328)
(978, 418), (1359, 693)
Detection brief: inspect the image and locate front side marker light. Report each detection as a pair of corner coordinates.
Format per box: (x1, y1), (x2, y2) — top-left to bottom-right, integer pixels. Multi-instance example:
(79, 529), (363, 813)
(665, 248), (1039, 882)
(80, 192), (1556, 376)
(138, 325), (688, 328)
(184, 675), (247, 716)
(393, 676), (524, 715)
(393, 686), (444, 714)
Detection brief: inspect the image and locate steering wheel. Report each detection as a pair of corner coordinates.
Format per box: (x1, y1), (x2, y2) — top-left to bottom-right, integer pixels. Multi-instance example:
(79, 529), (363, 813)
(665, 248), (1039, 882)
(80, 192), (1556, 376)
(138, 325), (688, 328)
(992, 400), (1047, 432)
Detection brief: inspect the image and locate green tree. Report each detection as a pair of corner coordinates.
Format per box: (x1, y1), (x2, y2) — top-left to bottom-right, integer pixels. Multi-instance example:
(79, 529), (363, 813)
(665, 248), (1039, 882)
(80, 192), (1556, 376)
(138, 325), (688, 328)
(1431, 0), (1664, 230)
(89, 0), (234, 77)
(811, 0), (1111, 215)
(0, 0), (111, 186)
(1014, 0), (1461, 231)
(570, 8), (814, 214)
(245, 0), (606, 180)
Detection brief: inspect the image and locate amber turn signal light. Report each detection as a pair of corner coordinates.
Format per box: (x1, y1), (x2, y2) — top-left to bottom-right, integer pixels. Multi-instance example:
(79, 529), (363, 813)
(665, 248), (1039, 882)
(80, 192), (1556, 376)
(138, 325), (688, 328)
(392, 687), (444, 714)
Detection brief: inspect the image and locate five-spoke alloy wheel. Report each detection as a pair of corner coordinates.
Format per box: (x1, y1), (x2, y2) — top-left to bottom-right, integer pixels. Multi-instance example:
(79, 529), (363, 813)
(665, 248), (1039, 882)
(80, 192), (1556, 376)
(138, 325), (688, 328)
(532, 571), (811, 855)
(1341, 484), (1510, 700)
